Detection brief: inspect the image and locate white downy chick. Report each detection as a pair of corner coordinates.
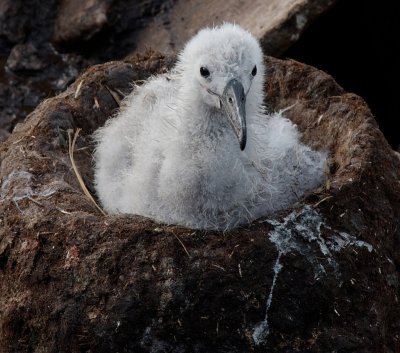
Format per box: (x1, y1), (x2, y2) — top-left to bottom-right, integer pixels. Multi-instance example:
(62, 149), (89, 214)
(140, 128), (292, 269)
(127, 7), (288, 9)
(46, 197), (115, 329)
(94, 23), (326, 230)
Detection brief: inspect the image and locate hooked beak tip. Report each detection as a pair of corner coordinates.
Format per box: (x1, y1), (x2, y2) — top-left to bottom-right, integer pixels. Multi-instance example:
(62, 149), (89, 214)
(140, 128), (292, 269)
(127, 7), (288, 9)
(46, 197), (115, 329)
(240, 135), (246, 151)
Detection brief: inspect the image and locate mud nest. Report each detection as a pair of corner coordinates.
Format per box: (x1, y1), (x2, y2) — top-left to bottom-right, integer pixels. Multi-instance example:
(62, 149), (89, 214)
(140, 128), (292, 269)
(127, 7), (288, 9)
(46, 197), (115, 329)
(0, 52), (399, 352)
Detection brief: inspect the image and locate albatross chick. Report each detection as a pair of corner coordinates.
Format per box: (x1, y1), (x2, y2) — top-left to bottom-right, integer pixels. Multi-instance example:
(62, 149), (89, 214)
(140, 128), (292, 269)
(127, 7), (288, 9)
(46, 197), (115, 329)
(94, 23), (326, 230)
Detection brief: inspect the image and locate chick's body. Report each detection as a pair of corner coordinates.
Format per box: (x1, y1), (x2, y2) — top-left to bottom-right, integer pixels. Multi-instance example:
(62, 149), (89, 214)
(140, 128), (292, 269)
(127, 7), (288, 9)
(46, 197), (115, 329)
(94, 24), (326, 230)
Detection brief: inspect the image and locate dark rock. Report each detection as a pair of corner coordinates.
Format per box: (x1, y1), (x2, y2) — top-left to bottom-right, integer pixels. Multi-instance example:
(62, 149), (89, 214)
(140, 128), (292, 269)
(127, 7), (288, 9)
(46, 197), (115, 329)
(54, 0), (109, 43)
(126, 0), (337, 56)
(52, 0), (168, 59)
(0, 43), (86, 133)
(0, 53), (399, 352)
(6, 42), (53, 72)
(285, 0), (400, 151)
(0, 0), (89, 135)
(0, 0), (27, 50)
(0, 0), (58, 50)
(0, 127), (9, 142)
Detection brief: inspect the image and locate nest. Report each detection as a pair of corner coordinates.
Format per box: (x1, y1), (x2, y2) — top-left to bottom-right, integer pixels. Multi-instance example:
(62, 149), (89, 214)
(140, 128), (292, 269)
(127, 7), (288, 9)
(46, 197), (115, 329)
(1, 52), (399, 352)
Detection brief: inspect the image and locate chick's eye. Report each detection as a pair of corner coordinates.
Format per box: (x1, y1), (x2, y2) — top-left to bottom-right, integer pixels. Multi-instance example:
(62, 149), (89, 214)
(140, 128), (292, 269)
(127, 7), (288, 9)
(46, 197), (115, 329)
(200, 67), (210, 78)
(251, 65), (257, 76)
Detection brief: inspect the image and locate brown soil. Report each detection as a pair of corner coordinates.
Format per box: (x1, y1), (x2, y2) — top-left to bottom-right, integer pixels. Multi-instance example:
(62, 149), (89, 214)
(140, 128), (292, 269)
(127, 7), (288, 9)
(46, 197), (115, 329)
(0, 52), (399, 352)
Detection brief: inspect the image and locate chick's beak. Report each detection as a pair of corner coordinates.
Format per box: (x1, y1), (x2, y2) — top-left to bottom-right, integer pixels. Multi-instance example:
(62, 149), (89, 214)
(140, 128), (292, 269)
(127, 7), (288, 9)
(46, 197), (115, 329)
(220, 79), (247, 150)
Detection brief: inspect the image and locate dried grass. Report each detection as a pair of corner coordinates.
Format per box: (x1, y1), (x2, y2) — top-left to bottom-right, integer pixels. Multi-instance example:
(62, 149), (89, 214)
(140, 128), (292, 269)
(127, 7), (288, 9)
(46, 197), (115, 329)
(68, 128), (106, 216)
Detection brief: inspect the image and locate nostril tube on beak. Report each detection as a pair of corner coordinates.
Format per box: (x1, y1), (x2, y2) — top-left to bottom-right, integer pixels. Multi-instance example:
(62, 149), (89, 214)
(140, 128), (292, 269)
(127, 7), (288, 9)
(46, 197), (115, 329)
(221, 79), (247, 150)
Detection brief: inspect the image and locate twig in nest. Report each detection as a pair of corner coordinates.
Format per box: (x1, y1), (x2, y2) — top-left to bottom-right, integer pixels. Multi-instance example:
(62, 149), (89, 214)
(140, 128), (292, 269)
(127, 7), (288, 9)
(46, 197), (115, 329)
(228, 244), (240, 258)
(314, 195), (333, 207)
(172, 233), (191, 258)
(105, 85), (122, 106)
(93, 97), (100, 109)
(74, 80), (84, 99)
(211, 264), (226, 272)
(68, 128), (106, 216)
(56, 206), (73, 215)
(27, 196), (43, 207)
(114, 88), (126, 98)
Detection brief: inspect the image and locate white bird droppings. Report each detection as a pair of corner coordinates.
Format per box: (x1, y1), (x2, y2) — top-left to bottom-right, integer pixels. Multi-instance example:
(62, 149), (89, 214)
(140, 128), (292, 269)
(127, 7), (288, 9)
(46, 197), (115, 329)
(252, 251), (283, 345)
(0, 170), (68, 211)
(253, 206), (373, 345)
